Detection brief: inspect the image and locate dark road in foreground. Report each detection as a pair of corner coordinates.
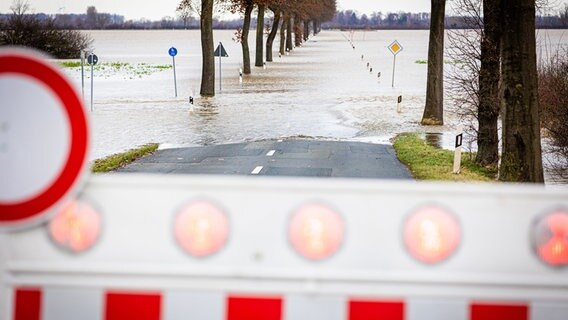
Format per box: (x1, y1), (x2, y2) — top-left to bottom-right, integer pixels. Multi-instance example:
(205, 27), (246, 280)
(118, 140), (413, 179)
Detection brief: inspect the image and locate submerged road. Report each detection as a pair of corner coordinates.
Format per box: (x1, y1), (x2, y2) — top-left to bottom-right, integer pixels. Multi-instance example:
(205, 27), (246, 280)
(118, 140), (413, 179)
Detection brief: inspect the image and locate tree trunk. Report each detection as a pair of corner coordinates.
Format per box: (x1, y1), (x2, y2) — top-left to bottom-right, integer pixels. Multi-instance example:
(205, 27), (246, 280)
(279, 15), (287, 55)
(286, 16), (293, 52)
(294, 16), (302, 47)
(312, 20), (318, 35)
(303, 20), (309, 41)
(476, 0), (502, 167)
(421, 0), (446, 125)
(241, 2), (253, 74)
(499, 0), (544, 182)
(200, 0), (215, 96)
(266, 10), (280, 62)
(255, 4), (265, 67)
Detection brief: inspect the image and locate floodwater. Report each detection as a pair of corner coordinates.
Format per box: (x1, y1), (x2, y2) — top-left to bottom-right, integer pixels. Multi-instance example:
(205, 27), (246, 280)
(61, 29), (567, 185)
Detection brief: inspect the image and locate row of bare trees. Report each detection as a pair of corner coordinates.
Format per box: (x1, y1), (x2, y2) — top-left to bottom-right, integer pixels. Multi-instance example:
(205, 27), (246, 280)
(178, 0), (336, 97)
(422, 0), (545, 183)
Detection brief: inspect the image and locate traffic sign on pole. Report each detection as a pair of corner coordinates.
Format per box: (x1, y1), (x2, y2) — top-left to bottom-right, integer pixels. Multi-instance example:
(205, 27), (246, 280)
(88, 52), (98, 111)
(0, 48), (90, 230)
(169, 47), (178, 97)
(214, 42), (229, 92)
(388, 40), (403, 88)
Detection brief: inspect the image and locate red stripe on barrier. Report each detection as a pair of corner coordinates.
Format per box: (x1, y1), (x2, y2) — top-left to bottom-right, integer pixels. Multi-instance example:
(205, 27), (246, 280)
(13, 288), (41, 320)
(349, 300), (404, 320)
(227, 296), (282, 320)
(470, 303), (528, 320)
(105, 291), (161, 320)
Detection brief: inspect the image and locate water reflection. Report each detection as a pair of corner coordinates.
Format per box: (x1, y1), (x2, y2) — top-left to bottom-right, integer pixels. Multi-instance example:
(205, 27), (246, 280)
(424, 133), (443, 149)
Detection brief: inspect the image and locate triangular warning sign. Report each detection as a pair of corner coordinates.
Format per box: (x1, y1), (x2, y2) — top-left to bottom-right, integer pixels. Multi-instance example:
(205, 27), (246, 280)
(214, 42), (229, 57)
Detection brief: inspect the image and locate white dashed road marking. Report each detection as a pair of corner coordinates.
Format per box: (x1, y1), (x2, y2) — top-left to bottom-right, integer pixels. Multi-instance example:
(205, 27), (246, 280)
(251, 166), (263, 175)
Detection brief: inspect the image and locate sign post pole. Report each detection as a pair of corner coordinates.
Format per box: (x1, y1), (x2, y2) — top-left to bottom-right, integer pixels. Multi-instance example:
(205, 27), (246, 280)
(214, 42), (228, 93)
(173, 56), (177, 97)
(87, 52), (98, 112)
(392, 54), (396, 88)
(90, 60), (94, 112)
(168, 47), (178, 98)
(80, 50), (85, 100)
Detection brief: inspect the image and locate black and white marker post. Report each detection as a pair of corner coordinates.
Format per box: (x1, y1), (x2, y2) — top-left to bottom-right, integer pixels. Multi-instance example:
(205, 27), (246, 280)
(169, 47), (178, 98)
(453, 126), (464, 174)
(239, 68), (243, 84)
(397, 95), (403, 113)
(214, 42), (229, 92)
(87, 52), (98, 112)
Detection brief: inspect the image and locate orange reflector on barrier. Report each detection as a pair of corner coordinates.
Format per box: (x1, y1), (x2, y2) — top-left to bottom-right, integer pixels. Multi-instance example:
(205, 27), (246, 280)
(533, 209), (568, 267)
(403, 205), (461, 264)
(174, 201), (229, 257)
(48, 200), (101, 253)
(289, 203), (344, 260)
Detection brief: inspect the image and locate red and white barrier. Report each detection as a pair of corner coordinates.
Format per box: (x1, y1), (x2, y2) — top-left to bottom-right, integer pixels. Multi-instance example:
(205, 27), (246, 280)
(13, 287), (568, 320)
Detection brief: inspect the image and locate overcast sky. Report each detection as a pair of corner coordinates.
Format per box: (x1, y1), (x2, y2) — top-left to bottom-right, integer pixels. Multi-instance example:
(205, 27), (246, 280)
(0, 0), (566, 20)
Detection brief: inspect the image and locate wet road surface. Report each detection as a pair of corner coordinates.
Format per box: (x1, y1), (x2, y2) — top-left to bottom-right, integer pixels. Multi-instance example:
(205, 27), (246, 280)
(118, 139), (413, 179)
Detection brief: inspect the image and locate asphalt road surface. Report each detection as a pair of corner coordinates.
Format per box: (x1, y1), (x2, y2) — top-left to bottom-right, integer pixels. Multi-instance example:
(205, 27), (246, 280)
(118, 140), (413, 179)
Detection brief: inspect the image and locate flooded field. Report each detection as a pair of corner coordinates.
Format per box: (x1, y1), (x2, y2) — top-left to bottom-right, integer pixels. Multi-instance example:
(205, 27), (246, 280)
(61, 29), (567, 185)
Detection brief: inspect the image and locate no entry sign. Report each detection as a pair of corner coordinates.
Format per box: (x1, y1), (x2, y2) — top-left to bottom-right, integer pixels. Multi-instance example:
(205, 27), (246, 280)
(0, 48), (90, 230)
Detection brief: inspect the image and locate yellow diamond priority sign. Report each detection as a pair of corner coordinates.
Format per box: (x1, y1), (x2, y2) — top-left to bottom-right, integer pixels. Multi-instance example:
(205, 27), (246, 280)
(388, 40), (403, 56)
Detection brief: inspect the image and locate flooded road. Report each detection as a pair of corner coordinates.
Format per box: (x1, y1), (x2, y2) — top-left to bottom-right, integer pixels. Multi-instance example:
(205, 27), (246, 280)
(60, 29), (567, 185)
(66, 30), (449, 159)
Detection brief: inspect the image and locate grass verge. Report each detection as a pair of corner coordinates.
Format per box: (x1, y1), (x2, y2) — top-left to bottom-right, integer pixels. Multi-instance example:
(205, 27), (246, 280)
(59, 61), (81, 68)
(91, 143), (159, 173)
(393, 133), (497, 182)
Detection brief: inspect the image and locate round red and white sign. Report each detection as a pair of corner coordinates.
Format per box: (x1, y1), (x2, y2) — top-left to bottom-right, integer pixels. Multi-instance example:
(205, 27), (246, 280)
(0, 48), (90, 230)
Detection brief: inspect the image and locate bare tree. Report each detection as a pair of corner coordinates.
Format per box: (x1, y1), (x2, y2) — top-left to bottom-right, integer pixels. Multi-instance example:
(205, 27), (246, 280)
(1, 0), (91, 59)
(10, 0), (29, 16)
(421, 0), (446, 125)
(561, 4), (568, 27)
(176, 4), (192, 28)
(178, 0), (228, 96)
(445, 0), (482, 148)
(255, 4), (266, 67)
(499, 0), (544, 182)
(476, 0), (502, 167)
(240, 1), (254, 74)
(266, 10), (281, 62)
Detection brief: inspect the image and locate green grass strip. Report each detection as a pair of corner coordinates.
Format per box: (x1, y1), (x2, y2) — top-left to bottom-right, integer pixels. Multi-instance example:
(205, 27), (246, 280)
(393, 133), (497, 182)
(59, 61), (82, 68)
(91, 143), (159, 173)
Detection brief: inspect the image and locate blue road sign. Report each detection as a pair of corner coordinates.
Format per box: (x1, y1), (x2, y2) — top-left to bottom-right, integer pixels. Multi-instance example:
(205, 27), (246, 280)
(169, 47), (178, 57)
(87, 53), (98, 65)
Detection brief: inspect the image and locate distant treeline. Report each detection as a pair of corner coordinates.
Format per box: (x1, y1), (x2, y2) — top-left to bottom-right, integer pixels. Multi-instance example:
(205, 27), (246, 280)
(0, 6), (246, 30)
(1, 8), (567, 30)
(325, 10), (568, 29)
(0, 12), (245, 30)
